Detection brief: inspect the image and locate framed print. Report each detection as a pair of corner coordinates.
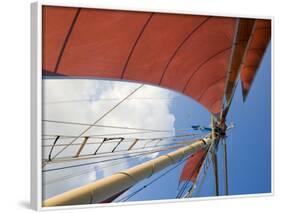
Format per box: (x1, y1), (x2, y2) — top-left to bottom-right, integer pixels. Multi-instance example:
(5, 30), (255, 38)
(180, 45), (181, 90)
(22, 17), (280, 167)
(31, 1), (272, 210)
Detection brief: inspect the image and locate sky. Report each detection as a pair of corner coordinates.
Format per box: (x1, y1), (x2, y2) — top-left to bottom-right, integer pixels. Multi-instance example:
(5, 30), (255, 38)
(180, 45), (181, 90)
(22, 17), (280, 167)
(42, 79), (179, 199)
(42, 43), (271, 203)
(126, 43), (272, 201)
(224, 43), (271, 195)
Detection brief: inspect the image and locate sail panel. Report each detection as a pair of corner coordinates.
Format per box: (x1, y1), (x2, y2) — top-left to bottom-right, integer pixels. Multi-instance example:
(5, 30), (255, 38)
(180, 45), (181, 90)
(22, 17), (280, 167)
(121, 14), (207, 83)
(43, 6), (79, 72)
(57, 9), (152, 78)
(179, 149), (206, 183)
(43, 6), (266, 115)
(240, 20), (271, 101)
(224, 19), (255, 104)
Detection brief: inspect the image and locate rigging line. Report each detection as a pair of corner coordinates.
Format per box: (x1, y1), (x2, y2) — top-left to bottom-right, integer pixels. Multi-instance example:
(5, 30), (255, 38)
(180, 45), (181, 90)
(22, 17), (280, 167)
(75, 136), (89, 158)
(221, 18), (241, 106)
(185, 145), (213, 198)
(223, 137), (229, 195)
(43, 139), (132, 147)
(45, 147), (166, 186)
(42, 130), (171, 140)
(45, 97), (175, 104)
(48, 84), (144, 162)
(111, 138), (125, 152)
(43, 143), (176, 164)
(42, 132), (200, 144)
(42, 142), (192, 165)
(43, 152), (153, 172)
(222, 19), (255, 114)
(42, 130), (167, 140)
(143, 139), (160, 148)
(42, 135), (196, 146)
(45, 158), (129, 185)
(177, 176), (193, 198)
(128, 139), (139, 151)
(41, 136), (200, 158)
(44, 154), (147, 185)
(184, 143), (213, 198)
(176, 153), (205, 198)
(117, 155), (191, 202)
(176, 158), (202, 199)
(221, 80), (239, 121)
(43, 144), (180, 172)
(93, 137), (108, 155)
(211, 144), (220, 196)
(222, 19), (257, 110)
(176, 146), (210, 198)
(43, 137), (202, 164)
(48, 136), (60, 162)
(43, 119), (193, 133)
(176, 180), (190, 199)
(43, 136), (202, 164)
(176, 161), (200, 199)
(42, 137), (201, 153)
(42, 134), (202, 154)
(192, 160), (209, 197)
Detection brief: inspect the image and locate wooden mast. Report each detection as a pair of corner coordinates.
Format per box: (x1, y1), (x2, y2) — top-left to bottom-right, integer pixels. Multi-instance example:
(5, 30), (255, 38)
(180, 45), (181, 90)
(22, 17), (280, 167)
(211, 115), (220, 196)
(43, 136), (216, 207)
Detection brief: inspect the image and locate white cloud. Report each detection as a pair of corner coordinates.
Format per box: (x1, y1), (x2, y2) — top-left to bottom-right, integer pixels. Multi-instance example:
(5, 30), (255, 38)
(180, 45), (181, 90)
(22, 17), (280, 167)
(42, 79), (176, 199)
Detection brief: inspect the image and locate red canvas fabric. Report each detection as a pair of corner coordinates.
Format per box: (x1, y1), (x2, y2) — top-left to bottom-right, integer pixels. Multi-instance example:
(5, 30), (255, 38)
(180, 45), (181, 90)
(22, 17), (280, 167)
(240, 20), (271, 100)
(42, 6), (269, 114)
(180, 149), (207, 183)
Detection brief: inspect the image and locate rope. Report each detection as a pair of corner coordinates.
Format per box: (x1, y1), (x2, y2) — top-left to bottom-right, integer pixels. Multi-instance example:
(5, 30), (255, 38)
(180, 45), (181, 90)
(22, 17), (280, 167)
(223, 137), (229, 195)
(42, 133), (200, 145)
(42, 130), (166, 140)
(48, 136), (60, 161)
(45, 97), (177, 105)
(176, 145), (211, 198)
(43, 143), (182, 172)
(191, 161), (209, 197)
(43, 138), (200, 164)
(44, 150), (163, 185)
(183, 143), (213, 198)
(46, 84), (144, 162)
(117, 155), (191, 202)
(43, 119), (193, 133)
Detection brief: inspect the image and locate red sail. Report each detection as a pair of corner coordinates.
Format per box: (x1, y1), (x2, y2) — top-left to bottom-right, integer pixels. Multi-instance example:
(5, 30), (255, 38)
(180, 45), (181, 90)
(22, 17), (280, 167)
(180, 149), (206, 183)
(240, 20), (271, 101)
(42, 6), (270, 114)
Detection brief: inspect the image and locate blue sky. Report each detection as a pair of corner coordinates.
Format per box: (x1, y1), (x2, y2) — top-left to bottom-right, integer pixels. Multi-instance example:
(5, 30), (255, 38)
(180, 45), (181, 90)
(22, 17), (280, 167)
(43, 43), (271, 203)
(225, 43), (271, 195)
(118, 43), (271, 201)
